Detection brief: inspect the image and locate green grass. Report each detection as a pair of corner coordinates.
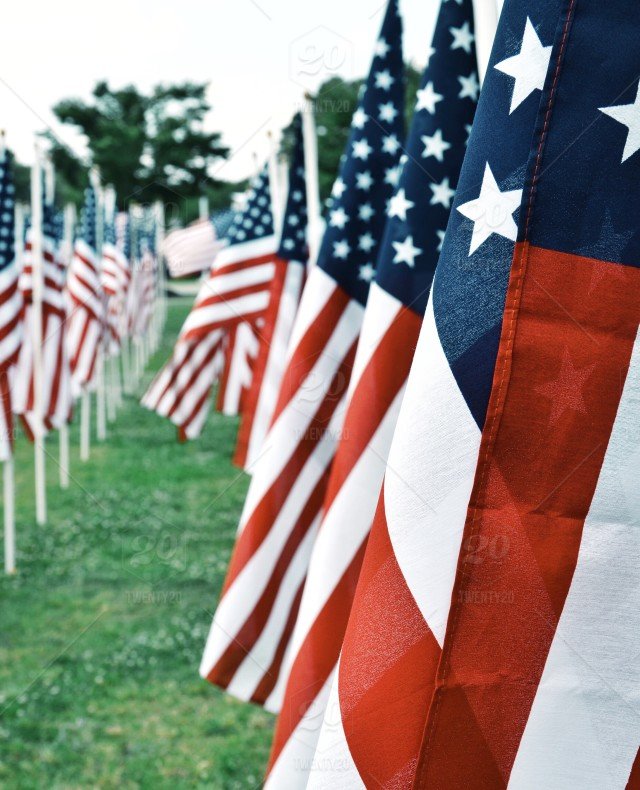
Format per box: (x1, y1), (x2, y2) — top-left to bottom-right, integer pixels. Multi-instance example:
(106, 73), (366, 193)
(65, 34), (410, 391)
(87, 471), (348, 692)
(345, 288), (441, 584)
(0, 298), (274, 789)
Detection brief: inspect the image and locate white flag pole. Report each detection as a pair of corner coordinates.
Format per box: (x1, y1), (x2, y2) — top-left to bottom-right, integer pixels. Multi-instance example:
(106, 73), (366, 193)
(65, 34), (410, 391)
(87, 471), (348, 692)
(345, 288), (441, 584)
(267, 131), (286, 238)
(198, 196), (210, 221)
(302, 94), (323, 266)
(31, 143), (47, 525)
(59, 203), (75, 487)
(472, 0), (499, 86)
(91, 170), (107, 442)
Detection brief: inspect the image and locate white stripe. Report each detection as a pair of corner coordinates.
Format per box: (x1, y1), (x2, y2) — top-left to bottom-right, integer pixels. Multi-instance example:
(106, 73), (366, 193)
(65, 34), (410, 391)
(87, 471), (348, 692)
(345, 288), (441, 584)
(239, 296), (364, 530)
(198, 262), (275, 299)
(307, 662), (365, 789)
(199, 400), (347, 679)
(265, 668), (337, 789)
(244, 262), (305, 469)
(385, 295), (481, 646)
(156, 332), (223, 417)
(220, 322), (259, 416)
(509, 328), (640, 790)
(226, 519), (320, 703)
(182, 291), (271, 336)
(214, 235), (277, 269)
(286, 267), (337, 363)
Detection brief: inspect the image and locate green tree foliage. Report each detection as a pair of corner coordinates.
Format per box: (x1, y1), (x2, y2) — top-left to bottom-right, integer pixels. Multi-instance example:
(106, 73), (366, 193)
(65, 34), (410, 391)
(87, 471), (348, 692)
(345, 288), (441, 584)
(50, 80), (230, 215)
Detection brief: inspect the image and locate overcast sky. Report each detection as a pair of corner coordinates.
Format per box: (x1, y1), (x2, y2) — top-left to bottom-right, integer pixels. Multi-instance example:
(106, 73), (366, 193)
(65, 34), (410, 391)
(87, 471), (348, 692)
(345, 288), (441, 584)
(1, 0), (440, 182)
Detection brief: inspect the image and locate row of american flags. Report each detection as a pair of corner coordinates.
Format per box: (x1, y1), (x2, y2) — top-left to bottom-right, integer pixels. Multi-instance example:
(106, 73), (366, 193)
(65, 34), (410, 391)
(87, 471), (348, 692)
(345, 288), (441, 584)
(5, 0), (640, 783)
(139, 0), (640, 785)
(0, 143), (165, 565)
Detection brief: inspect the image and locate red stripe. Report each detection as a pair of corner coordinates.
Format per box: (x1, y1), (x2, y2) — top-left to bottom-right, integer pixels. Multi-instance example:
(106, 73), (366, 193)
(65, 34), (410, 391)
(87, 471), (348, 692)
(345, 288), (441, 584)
(415, 245), (640, 787)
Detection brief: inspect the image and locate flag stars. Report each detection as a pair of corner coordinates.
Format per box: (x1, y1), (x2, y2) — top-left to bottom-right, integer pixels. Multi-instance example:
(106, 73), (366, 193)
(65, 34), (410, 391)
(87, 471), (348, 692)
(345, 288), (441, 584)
(388, 188), (415, 221)
(358, 203), (375, 222)
(333, 239), (351, 259)
(356, 171), (374, 191)
(421, 129), (451, 162)
(495, 17), (552, 113)
(416, 82), (443, 114)
(385, 166), (402, 187)
(382, 134), (401, 155)
(459, 72), (480, 101)
(436, 229), (446, 252)
(457, 162), (523, 255)
(378, 102), (399, 123)
(330, 207), (349, 229)
(358, 233), (376, 252)
(332, 178), (347, 198)
(375, 38), (390, 58)
(599, 81), (640, 162)
(359, 263), (376, 282)
(375, 70), (395, 91)
(352, 108), (368, 129)
(430, 177), (456, 209)
(450, 21), (474, 54)
(353, 138), (373, 160)
(392, 235), (422, 267)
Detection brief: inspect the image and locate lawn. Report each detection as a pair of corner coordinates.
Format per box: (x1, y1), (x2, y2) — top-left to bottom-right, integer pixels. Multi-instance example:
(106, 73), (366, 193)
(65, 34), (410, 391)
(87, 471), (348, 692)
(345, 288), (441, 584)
(0, 298), (274, 789)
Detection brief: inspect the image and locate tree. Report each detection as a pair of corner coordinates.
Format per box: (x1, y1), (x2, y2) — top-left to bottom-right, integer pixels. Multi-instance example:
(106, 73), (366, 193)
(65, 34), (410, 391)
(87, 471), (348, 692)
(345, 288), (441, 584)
(51, 80), (230, 217)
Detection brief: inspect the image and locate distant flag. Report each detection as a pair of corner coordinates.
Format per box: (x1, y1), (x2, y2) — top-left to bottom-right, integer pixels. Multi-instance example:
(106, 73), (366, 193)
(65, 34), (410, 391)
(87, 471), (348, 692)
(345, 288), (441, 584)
(142, 169), (276, 440)
(162, 215), (225, 279)
(199, 0), (404, 708)
(101, 204), (130, 355)
(14, 197), (73, 438)
(0, 150), (22, 460)
(66, 186), (104, 396)
(309, 0), (640, 787)
(234, 113), (309, 470)
(266, 0), (479, 783)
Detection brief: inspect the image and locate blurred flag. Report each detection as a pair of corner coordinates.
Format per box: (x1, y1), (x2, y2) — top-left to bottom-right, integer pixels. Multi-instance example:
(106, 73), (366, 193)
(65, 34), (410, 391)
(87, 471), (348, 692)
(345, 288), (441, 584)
(199, 0), (405, 708)
(101, 206), (130, 355)
(15, 197), (73, 438)
(309, 0), (640, 787)
(0, 150), (22, 460)
(66, 186), (104, 396)
(234, 112), (309, 471)
(162, 216), (224, 278)
(266, 0), (479, 782)
(142, 169), (276, 440)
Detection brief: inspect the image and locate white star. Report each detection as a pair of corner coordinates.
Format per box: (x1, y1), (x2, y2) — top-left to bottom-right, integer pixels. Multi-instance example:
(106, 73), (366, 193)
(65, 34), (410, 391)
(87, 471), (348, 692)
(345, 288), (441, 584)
(375, 70), (395, 91)
(330, 207), (349, 229)
(457, 162), (523, 255)
(356, 171), (374, 191)
(283, 238), (294, 250)
(375, 38), (390, 58)
(352, 108), (368, 129)
(421, 129), (451, 162)
(379, 102), (399, 123)
(385, 166), (402, 187)
(465, 123), (473, 144)
(388, 188), (415, 221)
(392, 235), (422, 267)
(495, 18), (552, 113)
(333, 239), (351, 259)
(599, 81), (640, 163)
(292, 190), (303, 202)
(430, 177), (456, 209)
(382, 134), (401, 155)
(288, 214), (300, 226)
(436, 229), (446, 252)
(353, 138), (373, 160)
(332, 178), (346, 198)
(359, 263), (376, 282)
(359, 203), (375, 222)
(450, 21), (474, 54)
(416, 82), (443, 114)
(458, 72), (480, 101)
(359, 233), (376, 252)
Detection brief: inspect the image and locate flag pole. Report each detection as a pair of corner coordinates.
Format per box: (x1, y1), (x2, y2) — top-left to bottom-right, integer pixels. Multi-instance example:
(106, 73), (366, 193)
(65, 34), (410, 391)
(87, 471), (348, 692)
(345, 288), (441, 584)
(103, 186), (118, 423)
(91, 170), (107, 442)
(267, 131), (285, 238)
(302, 94), (322, 266)
(31, 143), (47, 525)
(60, 202), (75, 486)
(472, 0), (499, 86)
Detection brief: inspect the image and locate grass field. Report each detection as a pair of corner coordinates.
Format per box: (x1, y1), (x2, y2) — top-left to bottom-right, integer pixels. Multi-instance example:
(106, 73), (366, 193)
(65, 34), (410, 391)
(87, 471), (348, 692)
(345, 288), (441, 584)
(0, 298), (274, 788)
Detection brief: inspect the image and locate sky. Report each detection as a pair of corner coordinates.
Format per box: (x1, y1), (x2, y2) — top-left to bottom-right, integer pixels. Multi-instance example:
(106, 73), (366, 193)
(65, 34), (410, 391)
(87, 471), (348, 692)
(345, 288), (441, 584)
(0, 0), (440, 182)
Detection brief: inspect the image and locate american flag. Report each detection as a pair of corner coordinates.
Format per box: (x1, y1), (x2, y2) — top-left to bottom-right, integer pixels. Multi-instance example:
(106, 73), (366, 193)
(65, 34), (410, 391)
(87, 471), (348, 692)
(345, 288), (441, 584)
(0, 150), (22, 461)
(142, 169), (276, 440)
(309, 0), (640, 787)
(66, 186), (104, 396)
(199, 0), (405, 709)
(266, 0), (478, 783)
(234, 112), (309, 471)
(14, 197), (73, 439)
(161, 216), (225, 279)
(101, 206), (130, 355)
